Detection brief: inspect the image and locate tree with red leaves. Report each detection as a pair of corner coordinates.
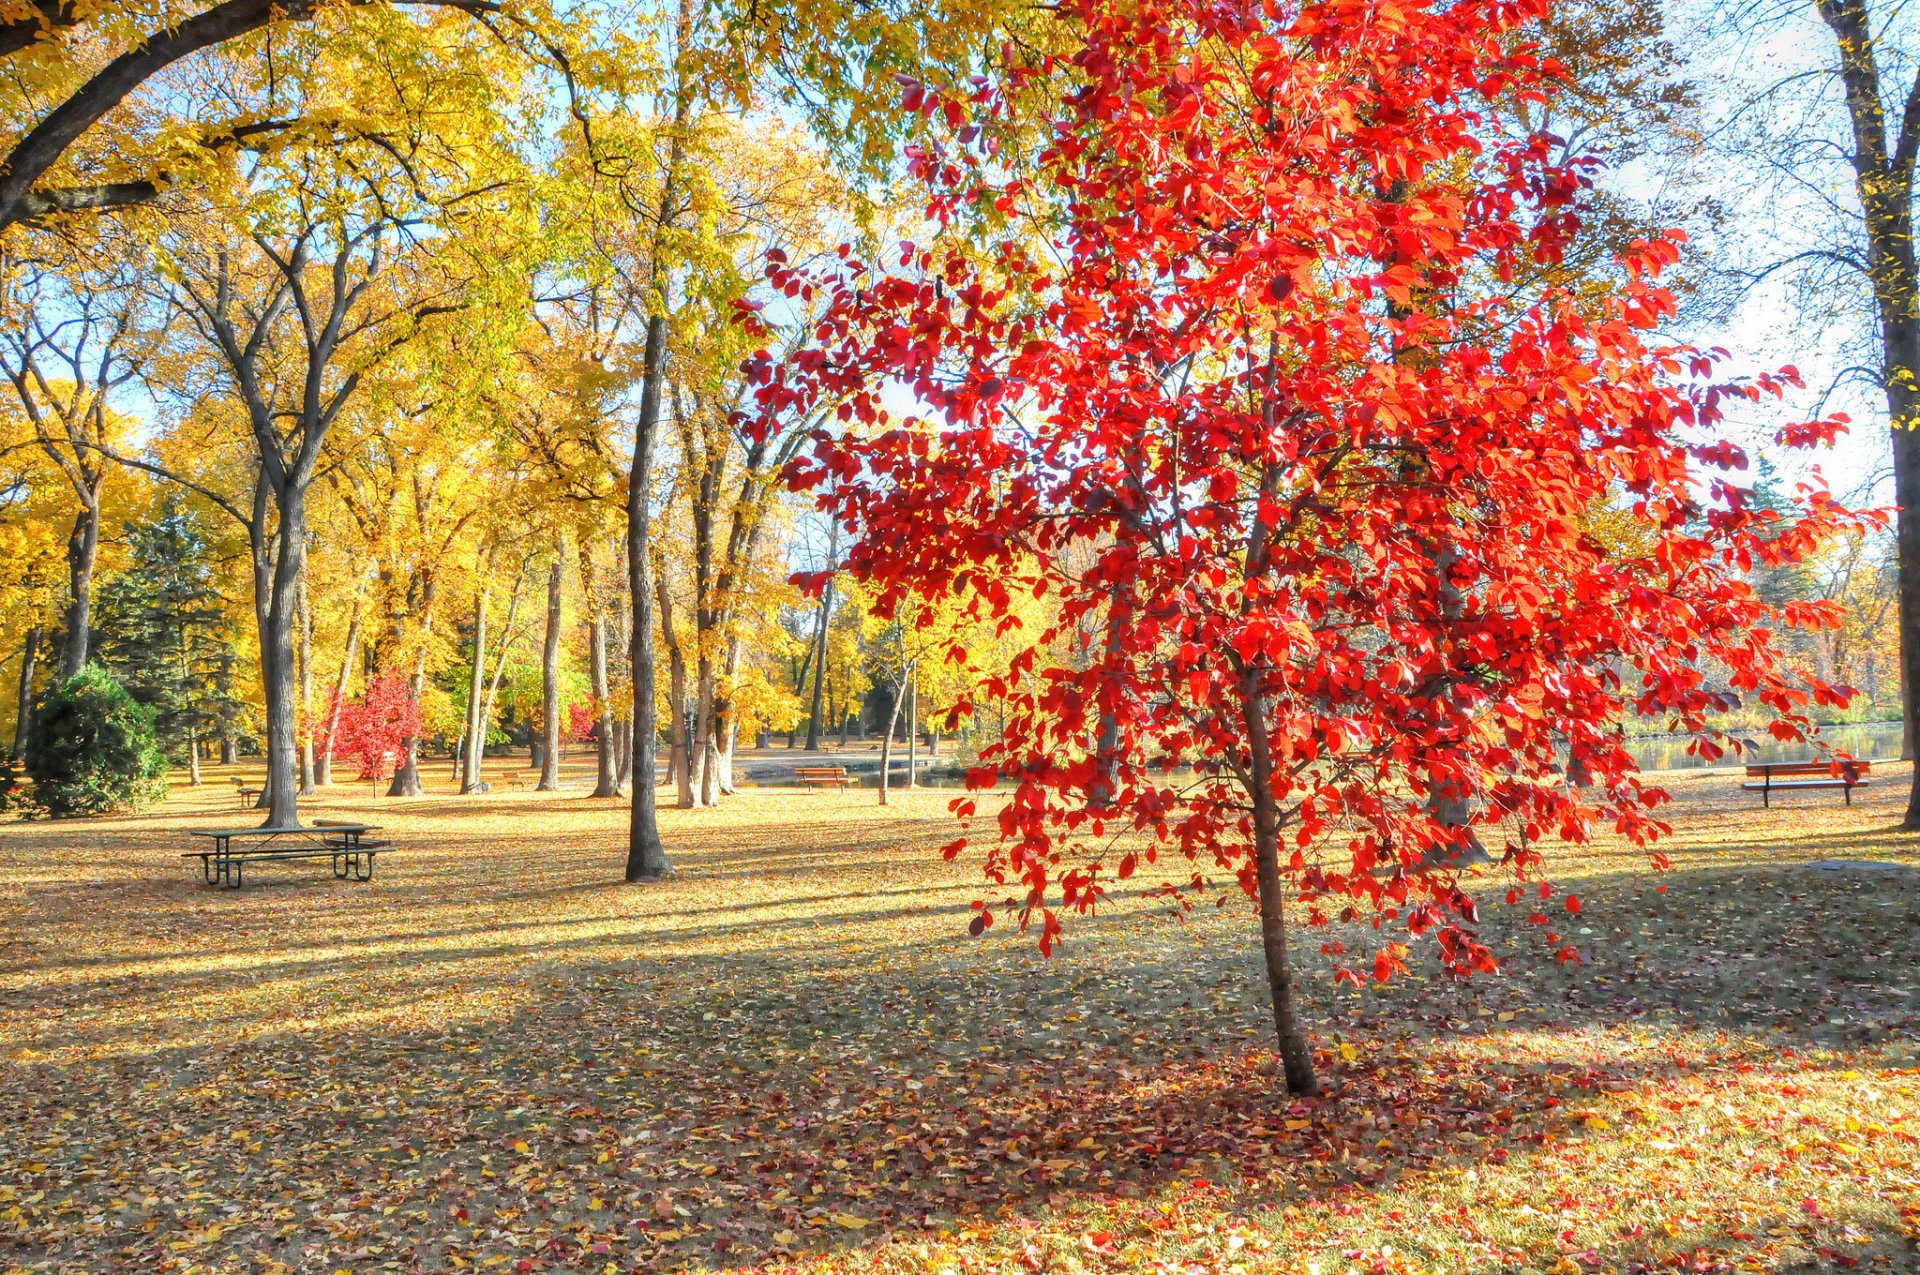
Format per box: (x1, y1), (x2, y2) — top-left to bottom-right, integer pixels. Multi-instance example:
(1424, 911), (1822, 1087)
(749, 0), (1878, 1094)
(329, 673), (425, 790)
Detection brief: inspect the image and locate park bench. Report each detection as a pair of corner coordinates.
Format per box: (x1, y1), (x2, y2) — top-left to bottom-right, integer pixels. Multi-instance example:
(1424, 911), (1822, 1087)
(230, 776), (262, 807)
(182, 822), (388, 889)
(1741, 758), (1872, 808)
(795, 766), (855, 790)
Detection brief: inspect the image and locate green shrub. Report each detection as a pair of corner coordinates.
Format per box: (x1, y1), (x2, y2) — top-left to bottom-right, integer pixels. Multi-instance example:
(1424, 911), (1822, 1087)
(26, 665), (170, 816)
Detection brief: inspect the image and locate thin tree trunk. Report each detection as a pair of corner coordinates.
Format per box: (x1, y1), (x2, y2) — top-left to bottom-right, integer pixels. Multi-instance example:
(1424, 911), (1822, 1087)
(186, 724), (201, 785)
(905, 663), (917, 790)
(318, 594), (361, 786)
(1241, 671), (1318, 1095)
(877, 678), (907, 807)
(221, 734), (236, 765)
(12, 625), (39, 759)
(475, 576), (522, 791)
(657, 564), (695, 808)
(805, 576), (833, 751)
(296, 562), (315, 794)
(462, 574), (491, 794)
(581, 541), (618, 798)
(58, 498), (100, 680)
(540, 554), (563, 792)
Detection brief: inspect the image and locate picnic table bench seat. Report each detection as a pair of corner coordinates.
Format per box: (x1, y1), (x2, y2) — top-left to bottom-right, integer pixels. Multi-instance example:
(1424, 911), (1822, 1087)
(794, 766), (855, 790)
(1741, 759), (1872, 807)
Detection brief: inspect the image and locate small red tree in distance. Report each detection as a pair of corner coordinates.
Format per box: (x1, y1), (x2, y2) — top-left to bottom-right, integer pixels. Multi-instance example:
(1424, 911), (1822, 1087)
(749, 0), (1881, 1094)
(331, 674), (425, 788)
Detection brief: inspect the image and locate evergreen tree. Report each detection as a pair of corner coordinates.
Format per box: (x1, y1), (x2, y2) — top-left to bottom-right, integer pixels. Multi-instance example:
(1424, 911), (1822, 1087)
(94, 496), (247, 782)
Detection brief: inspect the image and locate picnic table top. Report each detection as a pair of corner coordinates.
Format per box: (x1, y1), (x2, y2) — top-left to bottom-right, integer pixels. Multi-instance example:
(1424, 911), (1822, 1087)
(187, 824), (375, 839)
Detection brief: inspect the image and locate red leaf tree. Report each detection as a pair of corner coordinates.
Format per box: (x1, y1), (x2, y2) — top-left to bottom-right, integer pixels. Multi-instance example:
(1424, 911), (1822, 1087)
(329, 674), (425, 787)
(751, 0), (1878, 1093)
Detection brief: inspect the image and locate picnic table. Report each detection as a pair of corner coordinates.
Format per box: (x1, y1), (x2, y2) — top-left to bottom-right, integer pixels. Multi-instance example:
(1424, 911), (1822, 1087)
(182, 821), (389, 889)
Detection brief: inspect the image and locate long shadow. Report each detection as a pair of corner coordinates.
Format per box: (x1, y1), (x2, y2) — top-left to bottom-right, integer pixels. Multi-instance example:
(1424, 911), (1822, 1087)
(5, 850), (1917, 1271)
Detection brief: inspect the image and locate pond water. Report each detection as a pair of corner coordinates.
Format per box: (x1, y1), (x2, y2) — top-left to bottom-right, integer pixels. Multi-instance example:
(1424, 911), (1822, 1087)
(1627, 720), (1903, 773)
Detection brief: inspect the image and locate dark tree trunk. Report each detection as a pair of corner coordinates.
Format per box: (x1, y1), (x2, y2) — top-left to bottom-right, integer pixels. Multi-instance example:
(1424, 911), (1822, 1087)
(58, 499), (99, 680)
(624, 312), (672, 881)
(221, 734), (237, 765)
(1813, 0), (1920, 823)
(258, 489), (306, 827)
(1241, 672), (1318, 1095)
(12, 626), (39, 759)
(539, 555), (563, 792)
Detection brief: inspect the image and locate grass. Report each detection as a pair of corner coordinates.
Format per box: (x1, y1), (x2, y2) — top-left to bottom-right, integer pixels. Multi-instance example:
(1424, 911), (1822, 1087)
(0, 757), (1916, 1274)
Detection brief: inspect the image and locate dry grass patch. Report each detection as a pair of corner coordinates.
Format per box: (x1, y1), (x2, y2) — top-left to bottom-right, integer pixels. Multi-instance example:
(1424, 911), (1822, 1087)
(0, 760), (1916, 1273)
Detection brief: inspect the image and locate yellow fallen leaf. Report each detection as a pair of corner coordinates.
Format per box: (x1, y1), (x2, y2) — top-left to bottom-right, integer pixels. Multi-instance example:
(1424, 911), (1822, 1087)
(513, 1140), (529, 1154)
(1496, 1011), (1516, 1022)
(1583, 1116), (1609, 1131)
(772, 1230), (797, 1246)
(654, 1229), (681, 1241)
(832, 1213), (870, 1230)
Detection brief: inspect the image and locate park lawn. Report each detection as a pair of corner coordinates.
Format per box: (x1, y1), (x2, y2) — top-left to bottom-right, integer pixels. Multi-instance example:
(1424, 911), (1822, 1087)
(0, 760), (1916, 1274)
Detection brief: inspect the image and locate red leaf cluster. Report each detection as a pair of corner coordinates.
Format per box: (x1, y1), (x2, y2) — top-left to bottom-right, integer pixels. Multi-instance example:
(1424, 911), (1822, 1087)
(327, 673), (424, 782)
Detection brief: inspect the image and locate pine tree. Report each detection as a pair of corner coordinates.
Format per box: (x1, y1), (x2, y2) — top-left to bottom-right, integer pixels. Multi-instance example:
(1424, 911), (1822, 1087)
(95, 496), (247, 783)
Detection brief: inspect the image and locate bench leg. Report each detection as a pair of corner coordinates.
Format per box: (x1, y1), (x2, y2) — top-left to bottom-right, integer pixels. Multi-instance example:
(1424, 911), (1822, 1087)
(1845, 785), (1853, 805)
(332, 852), (351, 879)
(354, 853), (373, 882)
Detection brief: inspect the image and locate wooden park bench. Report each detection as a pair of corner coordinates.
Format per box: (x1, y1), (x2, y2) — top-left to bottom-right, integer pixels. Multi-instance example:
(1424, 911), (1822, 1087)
(795, 766), (855, 790)
(1741, 758), (1872, 808)
(182, 822), (390, 889)
(230, 776), (262, 808)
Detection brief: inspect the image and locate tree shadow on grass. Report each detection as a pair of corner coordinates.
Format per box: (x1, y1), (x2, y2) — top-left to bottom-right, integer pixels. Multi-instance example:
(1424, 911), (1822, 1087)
(4, 853), (1918, 1272)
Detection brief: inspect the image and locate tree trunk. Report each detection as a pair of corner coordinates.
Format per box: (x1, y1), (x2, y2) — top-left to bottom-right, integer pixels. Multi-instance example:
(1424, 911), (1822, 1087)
(657, 565), (695, 808)
(805, 576), (832, 751)
(386, 643), (429, 798)
(539, 554), (563, 792)
(186, 724), (201, 785)
(221, 734), (237, 765)
(11, 625), (39, 759)
(462, 575), (491, 794)
(296, 562), (315, 795)
(624, 311), (673, 880)
(1811, 0), (1920, 822)
(58, 498), (99, 680)
(318, 595), (361, 786)
(475, 575), (522, 792)
(877, 678), (907, 806)
(258, 488), (307, 827)
(581, 542), (618, 798)
(614, 718), (633, 792)
(1240, 672), (1318, 1095)
(905, 664), (917, 789)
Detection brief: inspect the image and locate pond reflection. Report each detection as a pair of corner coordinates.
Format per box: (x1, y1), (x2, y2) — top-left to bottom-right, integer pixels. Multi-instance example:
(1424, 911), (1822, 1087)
(1627, 720), (1903, 773)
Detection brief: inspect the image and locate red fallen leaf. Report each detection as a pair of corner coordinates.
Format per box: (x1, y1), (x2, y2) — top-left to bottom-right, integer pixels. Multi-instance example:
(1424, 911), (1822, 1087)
(654, 1194), (677, 1221)
(1083, 1230), (1117, 1253)
(1565, 895), (1581, 914)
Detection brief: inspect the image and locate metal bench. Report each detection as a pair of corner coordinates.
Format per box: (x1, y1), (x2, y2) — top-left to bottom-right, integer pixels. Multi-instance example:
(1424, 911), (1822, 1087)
(1741, 759), (1872, 807)
(794, 766), (855, 790)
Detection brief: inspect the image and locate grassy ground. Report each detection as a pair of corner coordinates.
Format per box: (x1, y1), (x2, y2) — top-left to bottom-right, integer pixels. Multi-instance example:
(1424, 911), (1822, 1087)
(1, 759), (1917, 1274)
